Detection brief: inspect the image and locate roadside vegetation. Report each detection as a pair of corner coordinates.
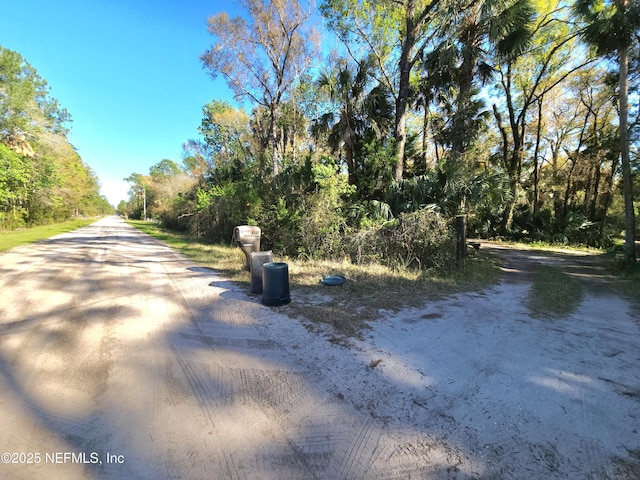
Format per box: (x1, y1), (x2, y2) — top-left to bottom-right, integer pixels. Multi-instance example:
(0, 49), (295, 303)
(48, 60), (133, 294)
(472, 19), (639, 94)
(117, 0), (638, 277)
(120, 0), (638, 333)
(131, 218), (640, 336)
(0, 218), (96, 252)
(2, 1), (638, 286)
(0, 47), (113, 230)
(618, 267), (640, 303)
(129, 220), (499, 337)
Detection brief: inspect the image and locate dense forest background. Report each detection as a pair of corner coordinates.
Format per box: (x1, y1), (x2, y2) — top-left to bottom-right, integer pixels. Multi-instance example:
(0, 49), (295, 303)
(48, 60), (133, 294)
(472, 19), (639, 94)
(2, 0), (636, 267)
(118, 0), (639, 267)
(0, 47), (113, 228)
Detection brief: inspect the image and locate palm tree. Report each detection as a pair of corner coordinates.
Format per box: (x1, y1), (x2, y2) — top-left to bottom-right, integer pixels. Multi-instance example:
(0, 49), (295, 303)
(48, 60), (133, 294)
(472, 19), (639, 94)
(426, 0), (534, 163)
(312, 58), (393, 187)
(574, 0), (640, 265)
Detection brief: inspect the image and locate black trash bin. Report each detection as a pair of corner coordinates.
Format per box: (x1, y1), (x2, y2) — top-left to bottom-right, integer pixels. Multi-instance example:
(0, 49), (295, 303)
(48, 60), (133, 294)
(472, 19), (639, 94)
(261, 262), (290, 306)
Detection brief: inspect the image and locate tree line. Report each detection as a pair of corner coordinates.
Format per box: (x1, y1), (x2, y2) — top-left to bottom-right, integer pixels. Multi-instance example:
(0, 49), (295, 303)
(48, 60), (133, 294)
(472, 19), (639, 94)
(0, 46), (113, 229)
(118, 0), (638, 266)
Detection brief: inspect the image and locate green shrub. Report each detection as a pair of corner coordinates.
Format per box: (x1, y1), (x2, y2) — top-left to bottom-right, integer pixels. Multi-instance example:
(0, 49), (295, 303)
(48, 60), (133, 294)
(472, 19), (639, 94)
(349, 207), (455, 269)
(258, 197), (303, 255)
(296, 196), (349, 259)
(0, 209), (27, 230)
(187, 181), (262, 242)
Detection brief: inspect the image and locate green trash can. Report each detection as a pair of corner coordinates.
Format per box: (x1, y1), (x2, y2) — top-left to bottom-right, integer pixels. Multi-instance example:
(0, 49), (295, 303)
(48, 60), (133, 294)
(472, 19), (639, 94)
(261, 262), (290, 306)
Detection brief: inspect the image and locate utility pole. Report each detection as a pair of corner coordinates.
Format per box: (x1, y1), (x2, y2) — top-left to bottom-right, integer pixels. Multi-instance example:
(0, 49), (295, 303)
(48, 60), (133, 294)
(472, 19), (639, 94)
(140, 187), (147, 221)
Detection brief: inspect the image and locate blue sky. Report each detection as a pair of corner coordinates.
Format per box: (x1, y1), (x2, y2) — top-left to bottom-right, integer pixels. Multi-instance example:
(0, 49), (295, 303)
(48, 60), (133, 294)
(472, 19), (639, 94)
(1, 0), (242, 206)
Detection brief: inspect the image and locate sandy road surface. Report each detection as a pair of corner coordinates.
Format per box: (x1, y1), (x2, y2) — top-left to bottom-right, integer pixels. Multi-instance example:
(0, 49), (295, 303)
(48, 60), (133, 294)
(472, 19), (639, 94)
(0, 217), (639, 479)
(0, 216), (475, 479)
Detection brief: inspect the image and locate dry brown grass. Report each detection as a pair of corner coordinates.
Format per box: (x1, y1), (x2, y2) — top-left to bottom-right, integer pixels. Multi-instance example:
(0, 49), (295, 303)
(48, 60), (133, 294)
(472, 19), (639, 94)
(284, 255), (498, 341)
(129, 221), (500, 340)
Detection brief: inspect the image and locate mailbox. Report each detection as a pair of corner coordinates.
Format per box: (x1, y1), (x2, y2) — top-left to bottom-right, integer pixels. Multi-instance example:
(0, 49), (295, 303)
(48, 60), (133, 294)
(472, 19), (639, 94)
(233, 225), (261, 270)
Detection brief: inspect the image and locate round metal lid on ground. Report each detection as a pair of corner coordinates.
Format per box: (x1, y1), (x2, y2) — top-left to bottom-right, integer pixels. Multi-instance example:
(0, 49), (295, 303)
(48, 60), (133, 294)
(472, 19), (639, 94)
(321, 275), (346, 286)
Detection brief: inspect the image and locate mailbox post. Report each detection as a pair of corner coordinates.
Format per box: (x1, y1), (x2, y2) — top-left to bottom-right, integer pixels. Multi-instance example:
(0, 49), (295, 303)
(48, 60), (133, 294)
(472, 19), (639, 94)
(233, 225), (261, 270)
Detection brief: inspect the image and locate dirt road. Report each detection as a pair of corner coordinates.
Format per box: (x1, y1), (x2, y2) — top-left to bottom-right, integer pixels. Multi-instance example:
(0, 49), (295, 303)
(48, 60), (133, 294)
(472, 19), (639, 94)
(0, 217), (466, 479)
(0, 217), (638, 479)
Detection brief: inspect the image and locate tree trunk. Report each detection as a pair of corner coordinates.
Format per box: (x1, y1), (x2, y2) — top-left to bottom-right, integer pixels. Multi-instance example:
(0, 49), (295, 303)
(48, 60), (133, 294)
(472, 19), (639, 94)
(619, 44), (636, 265)
(599, 154), (618, 237)
(495, 116), (525, 234)
(532, 98), (543, 216)
(416, 102), (429, 175)
(501, 175), (520, 234)
(394, 0), (418, 182)
(394, 51), (411, 181)
(450, 66), (473, 166)
(494, 61), (527, 234)
(451, 9), (479, 164)
(269, 104), (280, 175)
(345, 145), (356, 186)
(492, 103), (518, 233)
(589, 159), (601, 221)
(563, 157), (577, 220)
